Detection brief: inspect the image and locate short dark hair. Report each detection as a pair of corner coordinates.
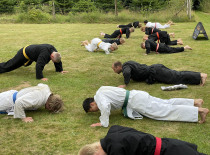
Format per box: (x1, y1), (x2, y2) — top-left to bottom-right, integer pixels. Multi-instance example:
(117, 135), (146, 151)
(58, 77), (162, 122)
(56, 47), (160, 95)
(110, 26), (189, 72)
(113, 61), (122, 68)
(144, 20), (148, 24)
(83, 98), (94, 113)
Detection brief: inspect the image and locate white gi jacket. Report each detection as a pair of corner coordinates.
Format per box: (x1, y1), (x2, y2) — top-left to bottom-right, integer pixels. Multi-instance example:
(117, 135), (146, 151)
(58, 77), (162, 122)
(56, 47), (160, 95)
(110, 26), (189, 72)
(146, 22), (170, 29)
(85, 38), (112, 54)
(94, 86), (198, 127)
(0, 83), (51, 118)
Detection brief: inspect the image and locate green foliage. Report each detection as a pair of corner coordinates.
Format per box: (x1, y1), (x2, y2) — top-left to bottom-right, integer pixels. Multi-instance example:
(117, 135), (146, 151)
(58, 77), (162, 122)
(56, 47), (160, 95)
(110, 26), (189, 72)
(0, 0), (16, 14)
(16, 8), (51, 23)
(200, 0), (210, 13)
(71, 0), (97, 13)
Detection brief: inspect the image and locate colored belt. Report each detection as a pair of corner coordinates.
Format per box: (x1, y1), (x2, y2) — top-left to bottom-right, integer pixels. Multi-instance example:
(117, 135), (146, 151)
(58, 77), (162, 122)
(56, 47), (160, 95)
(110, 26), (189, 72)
(154, 137), (162, 155)
(120, 29), (123, 35)
(156, 43), (159, 54)
(97, 41), (102, 48)
(156, 32), (160, 43)
(151, 28), (154, 34)
(0, 91), (18, 114)
(122, 90), (130, 117)
(22, 45), (30, 66)
(155, 23), (157, 28)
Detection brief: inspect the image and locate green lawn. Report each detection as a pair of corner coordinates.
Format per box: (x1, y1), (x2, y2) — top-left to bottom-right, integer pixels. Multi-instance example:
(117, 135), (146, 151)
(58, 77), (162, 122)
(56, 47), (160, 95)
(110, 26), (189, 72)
(0, 12), (210, 155)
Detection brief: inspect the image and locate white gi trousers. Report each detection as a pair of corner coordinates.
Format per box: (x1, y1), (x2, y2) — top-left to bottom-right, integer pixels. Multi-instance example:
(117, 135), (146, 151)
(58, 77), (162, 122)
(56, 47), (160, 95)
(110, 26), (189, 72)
(128, 92), (198, 122)
(146, 22), (170, 29)
(85, 38), (111, 54)
(0, 90), (17, 115)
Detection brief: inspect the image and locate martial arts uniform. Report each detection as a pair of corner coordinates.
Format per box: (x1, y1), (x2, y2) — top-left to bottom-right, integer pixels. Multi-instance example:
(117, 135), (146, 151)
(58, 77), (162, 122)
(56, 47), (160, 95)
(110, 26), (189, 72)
(94, 86), (198, 127)
(146, 22), (170, 29)
(101, 125), (206, 155)
(145, 39), (184, 54)
(145, 27), (161, 35)
(118, 21), (140, 28)
(104, 28), (131, 39)
(102, 38), (121, 45)
(0, 83), (51, 118)
(122, 61), (201, 85)
(0, 44), (63, 79)
(85, 38), (112, 54)
(148, 31), (177, 45)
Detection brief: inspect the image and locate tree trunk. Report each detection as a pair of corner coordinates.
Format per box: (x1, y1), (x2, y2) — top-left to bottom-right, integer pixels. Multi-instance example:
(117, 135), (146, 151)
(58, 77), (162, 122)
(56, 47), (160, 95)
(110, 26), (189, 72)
(115, 0), (118, 16)
(52, 0), (55, 19)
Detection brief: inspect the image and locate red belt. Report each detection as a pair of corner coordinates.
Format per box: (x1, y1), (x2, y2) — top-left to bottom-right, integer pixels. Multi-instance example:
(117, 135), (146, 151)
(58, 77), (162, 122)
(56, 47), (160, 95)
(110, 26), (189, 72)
(151, 28), (154, 34)
(154, 137), (162, 155)
(120, 29), (123, 35)
(155, 23), (156, 28)
(156, 32), (160, 43)
(156, 43), (159, 54)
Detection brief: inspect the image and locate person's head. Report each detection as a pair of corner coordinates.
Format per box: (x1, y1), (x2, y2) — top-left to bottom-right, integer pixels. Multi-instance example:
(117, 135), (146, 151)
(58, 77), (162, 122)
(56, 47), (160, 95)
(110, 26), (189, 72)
(45, 94), (64, 113)
(140, 42), (146, 49)
(140, 26), (146, 32)
(119, 38), (125, 44)
(83, 98), (99, 113)
(138, 23), (142, 28)
(78, 142), (106, 155)
(50, 52), (61, 63)
(109, 42), (118, 51)
(143, 35), (148, 41)
(129, 27), (135, 33)
(112, 61), (122, 74)
(144, 20), (148, 25)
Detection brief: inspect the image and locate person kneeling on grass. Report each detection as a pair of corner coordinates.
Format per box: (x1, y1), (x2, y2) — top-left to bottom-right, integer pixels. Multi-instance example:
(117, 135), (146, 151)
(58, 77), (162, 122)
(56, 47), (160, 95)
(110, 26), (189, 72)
(83, 86), (209, 127)
(117, 21), (142, 28)
(79, 125), (207, 155)
(0, 83), (63, 123)
(141, 39), (192, 55)
(81, 38), (118, 55)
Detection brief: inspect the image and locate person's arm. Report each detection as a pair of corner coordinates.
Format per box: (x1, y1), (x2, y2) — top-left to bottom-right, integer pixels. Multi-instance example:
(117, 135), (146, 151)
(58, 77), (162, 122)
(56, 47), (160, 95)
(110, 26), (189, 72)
(54, 61), (63, 72)
(122, 65), (132, 85)
(36, 53), (50, 79)
(126, 28), (130, 38)
(91, 94), (111, 127)
(145, 40), (151, 54)
(14, 92), (40, 122)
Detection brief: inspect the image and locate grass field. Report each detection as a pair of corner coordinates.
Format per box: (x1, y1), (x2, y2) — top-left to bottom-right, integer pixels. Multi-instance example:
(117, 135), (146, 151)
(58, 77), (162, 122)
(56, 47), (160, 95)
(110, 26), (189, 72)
(0, 11), (210, 154)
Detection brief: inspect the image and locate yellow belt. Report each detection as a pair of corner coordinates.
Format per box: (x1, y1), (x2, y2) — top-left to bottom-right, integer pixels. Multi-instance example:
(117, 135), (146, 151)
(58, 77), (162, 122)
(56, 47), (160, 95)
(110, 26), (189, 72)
(97, 41), (102, 48)
(23, 45), (30, 66)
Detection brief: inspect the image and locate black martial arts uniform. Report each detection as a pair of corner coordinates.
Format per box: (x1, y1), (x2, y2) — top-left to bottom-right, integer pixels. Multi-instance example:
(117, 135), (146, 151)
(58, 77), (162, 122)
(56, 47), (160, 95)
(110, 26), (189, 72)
(122, 61), (201, 85)
(118, 21), (140, 28)
(145, 27), (161, 35)
(100, 125), (206, 155)
(102, 38), (121, 45)
(0, 44), (63, 79)
(148, 31), (177, 45)
(104, 28), (131, 39)
(144, 39), (184, 54)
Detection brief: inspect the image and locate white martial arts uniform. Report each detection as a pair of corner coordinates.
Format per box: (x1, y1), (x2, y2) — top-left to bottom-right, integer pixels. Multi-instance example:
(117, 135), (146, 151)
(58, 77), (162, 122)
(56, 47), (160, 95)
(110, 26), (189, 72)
(85, 38), (112, 54)
(146, 22), (170, 29)
(94, 86), (198, 127)
(0, 83), (51, 118)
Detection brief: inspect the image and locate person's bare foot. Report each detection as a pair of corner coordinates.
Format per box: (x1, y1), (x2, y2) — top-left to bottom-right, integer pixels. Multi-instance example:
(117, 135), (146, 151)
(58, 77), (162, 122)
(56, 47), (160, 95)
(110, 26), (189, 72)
(200, 73), (207, 86)
(184, 45), (192, 50)
(81, 41), (85, 46)
(199, 108), (209, 124)
(100, 32), (105, 36)
(194, 99), (204, 107)
(169, 33), (175, 38)
(117, 25), (119, 28)
(178, 38), (183, 45)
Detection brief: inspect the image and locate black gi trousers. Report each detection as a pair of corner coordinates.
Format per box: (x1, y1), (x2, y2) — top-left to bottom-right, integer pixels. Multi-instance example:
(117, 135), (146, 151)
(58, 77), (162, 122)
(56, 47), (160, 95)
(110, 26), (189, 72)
(147, 64), (201, 84)
(158, 44), (184, 53)
(0, 48), (29, 73)
(161, 34), (177, 45)
(104, 30), (120, 38)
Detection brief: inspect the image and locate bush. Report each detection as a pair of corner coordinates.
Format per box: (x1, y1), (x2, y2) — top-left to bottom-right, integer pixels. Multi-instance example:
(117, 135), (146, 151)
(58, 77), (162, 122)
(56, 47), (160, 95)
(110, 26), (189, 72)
(71, 0), (97, 13)
(16, 8), (51, 23)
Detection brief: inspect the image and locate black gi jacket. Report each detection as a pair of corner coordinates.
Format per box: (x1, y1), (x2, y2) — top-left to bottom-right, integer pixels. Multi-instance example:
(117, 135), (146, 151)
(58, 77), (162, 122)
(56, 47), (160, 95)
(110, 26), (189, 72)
(104, 28), (131, 39)
(25, 44), (63, 79)
(122, 61), (150, 85)
(118, 21), (140, 28)
(100, 125), (206, 155)
(102, 39), (121, 45)
(145, 27), (161, 35)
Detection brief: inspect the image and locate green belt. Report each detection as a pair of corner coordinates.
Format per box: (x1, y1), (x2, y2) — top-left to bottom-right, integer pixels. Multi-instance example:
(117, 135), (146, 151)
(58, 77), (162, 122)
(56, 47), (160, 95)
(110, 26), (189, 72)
(122, 90), (130, 118)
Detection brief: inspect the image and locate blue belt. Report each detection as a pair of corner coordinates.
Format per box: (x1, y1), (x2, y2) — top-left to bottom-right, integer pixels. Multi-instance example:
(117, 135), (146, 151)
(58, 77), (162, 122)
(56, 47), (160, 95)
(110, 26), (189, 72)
(122, 90), (130, 118)
(0, 91), (18, 114)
